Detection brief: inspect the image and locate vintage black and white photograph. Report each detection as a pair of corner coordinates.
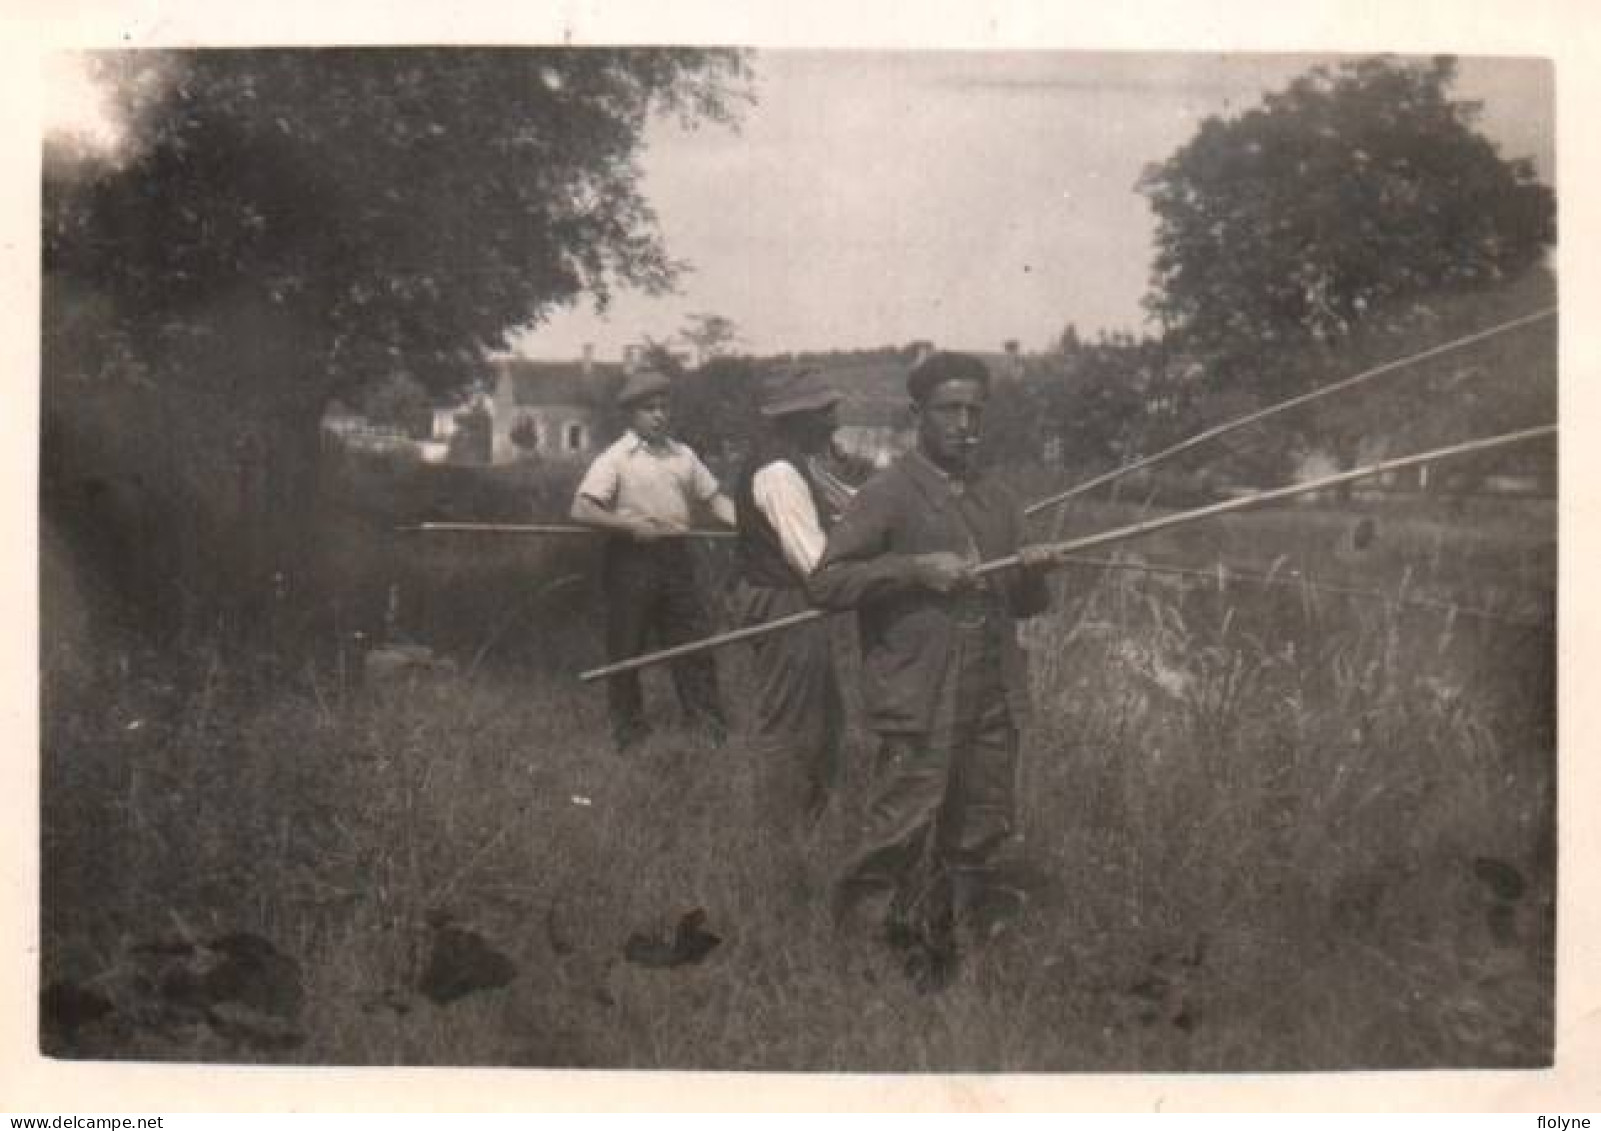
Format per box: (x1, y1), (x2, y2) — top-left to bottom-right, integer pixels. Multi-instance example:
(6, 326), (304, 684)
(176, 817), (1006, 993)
(36, 38), (1559, 1075)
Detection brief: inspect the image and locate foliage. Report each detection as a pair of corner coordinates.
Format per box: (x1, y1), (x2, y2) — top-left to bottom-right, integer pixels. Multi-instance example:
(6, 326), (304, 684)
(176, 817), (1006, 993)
(359, 372), (433, 438)
(46, 48), (752, 413)
(42, 47), (751, 632)
(1290, 265), (1557, 486)
(1035, 332), (1175, 473)
(679, 312), (743, 365)
(1139, 56), (1554, 402)
(974, 368), (1046, 471)
(671, 354), (761, 469)
(633, 338), (688, 380)
(1008, 330), (1198, 486)
(789, 343), (928, 368)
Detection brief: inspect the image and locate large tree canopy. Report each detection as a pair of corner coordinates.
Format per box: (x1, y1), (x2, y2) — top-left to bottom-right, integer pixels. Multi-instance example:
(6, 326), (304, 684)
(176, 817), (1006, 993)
(41, 48), (750, 633)
(1137, 56), (1554, 397)
(45, 48), (752, 416)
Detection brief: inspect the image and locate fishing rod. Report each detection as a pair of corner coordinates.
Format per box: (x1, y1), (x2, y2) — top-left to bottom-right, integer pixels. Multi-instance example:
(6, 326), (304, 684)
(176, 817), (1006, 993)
(394, 311), (1553, 538)
(577, 423), (1554, 682)
(1022, 307), (1557, 518)
(395, 521), (736, 539)
(1057, 555), (1549, 628)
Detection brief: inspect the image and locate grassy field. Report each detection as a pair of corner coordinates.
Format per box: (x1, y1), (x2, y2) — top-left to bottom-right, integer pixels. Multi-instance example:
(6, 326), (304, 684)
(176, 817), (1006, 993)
(39, 488), (1555, 1070)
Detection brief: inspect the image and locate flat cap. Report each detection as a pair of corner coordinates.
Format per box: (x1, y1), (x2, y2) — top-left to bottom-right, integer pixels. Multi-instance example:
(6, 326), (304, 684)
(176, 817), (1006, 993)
(759, 367), (842, 418)
(906, 351), (991, 401)
(616, 368), (672, 407)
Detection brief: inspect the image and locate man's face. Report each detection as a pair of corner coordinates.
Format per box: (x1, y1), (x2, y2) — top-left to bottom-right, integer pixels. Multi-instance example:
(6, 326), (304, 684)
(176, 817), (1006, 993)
(913, 378), (987, 474)
(629, 394), (670, 442)
(792, 403), (839, 454)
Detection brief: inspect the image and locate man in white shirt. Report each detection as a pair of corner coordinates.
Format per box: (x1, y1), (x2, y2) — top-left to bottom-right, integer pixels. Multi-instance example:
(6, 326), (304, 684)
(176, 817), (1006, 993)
(731, 367), (850, 870)
(571, 369), (737, 752)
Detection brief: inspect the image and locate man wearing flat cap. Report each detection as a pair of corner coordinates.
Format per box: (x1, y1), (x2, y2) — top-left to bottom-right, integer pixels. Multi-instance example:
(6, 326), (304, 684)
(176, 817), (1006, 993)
(571, 369), (736, 752)
(807, 350), (1056, 990)
(731, 367), (858, 880)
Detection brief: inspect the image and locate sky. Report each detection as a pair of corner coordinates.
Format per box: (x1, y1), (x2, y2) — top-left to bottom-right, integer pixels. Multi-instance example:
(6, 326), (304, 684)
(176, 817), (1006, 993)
(42, 48), (1554, 363)
(513, 51), (1554, 361)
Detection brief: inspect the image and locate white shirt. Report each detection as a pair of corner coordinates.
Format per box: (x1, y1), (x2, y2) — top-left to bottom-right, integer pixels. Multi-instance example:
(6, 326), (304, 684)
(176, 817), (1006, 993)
(575, 431), (722, 527)
(752, 460), (827, 576)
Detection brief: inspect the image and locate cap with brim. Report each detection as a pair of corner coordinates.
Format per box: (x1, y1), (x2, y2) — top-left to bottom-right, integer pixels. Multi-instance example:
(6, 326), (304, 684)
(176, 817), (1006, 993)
(759, 367), (843, 418)
(616, 369), (672, 407)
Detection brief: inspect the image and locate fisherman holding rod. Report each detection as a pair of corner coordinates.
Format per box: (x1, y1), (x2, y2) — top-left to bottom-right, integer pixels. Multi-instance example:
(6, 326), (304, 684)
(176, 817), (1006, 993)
(411, 316), (1552, 991)
(569, 368), (737, 753)
(567, 328), (1552, 992)
(806, 351), (1060, 992)
(578, 308), (1557, 685)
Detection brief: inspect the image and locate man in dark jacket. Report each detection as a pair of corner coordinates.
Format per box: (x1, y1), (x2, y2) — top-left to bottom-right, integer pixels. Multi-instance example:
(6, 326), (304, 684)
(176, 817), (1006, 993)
(807, 351), (1055, 990)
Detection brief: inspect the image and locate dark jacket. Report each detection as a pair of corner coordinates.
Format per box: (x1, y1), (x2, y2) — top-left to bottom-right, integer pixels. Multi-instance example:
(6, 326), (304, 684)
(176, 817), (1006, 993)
(806, 450), (1049, 734)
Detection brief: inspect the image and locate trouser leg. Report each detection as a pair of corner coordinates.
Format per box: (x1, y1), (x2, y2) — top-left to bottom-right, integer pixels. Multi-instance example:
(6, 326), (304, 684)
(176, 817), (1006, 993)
(660, 548), (725, 736)
(603, 544), (657, 749)
(809, 653), (845, 818)
(832, 734), (952, 945)
(834, 623), (1023, 976)
(946, 701), (1024, 930)
(744, 585), (843, 835)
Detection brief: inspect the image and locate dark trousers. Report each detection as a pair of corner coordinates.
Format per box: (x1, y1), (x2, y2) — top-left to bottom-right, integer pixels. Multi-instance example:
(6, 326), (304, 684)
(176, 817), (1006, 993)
(834, 619), (1020, 954)
(735, 581), (844, 836)
(603, 539), (725, 748)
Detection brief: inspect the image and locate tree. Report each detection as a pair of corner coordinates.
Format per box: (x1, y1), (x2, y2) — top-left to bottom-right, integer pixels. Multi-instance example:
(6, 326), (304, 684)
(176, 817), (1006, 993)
(43, 47), (751, 627)
(359, 372), (433, 438)
(1138, 56), (1554, 403)
(1027, 333), (1174, 479)
(1288, 263), (1556, 490)
(672, 355), (760, 469)
(49, 49), (750, 402)
(680, 312), (743, 365)
(974, 370), (1046, 471)
(634, 337), (689, 379)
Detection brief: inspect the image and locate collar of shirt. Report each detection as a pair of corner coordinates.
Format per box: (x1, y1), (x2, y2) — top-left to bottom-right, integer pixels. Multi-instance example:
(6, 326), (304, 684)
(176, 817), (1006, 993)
(908, 448), (974, 497)
(624, 429), (679, 457)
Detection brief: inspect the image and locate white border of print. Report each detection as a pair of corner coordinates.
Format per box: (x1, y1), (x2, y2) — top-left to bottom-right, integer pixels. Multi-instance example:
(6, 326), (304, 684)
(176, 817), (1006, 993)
(2, 0), (1596, 1113)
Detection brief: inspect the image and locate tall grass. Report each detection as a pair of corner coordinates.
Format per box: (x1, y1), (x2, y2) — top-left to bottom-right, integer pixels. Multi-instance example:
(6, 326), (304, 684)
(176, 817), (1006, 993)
(40, 498), (1554, 1069)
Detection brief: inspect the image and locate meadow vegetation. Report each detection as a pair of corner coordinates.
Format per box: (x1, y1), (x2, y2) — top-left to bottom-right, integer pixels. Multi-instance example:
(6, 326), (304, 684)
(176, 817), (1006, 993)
(38, 49), (1558, 1072)
(40, 475), (1555, 1069)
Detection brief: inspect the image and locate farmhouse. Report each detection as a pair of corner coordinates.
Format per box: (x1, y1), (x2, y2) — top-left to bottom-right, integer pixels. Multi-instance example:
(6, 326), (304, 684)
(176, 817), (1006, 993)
(339, 340), (1034, 469)
(482, 355), (616, 465)
(423, 348), (626, 466)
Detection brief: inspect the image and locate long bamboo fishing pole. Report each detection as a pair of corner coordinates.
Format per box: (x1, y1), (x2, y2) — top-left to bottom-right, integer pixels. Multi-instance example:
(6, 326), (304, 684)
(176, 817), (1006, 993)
(396, 521), (736, 539)
(1022, 307), (1557, 518)
(394, 311), (1554, 539)
(577, 423), (1554, 681)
